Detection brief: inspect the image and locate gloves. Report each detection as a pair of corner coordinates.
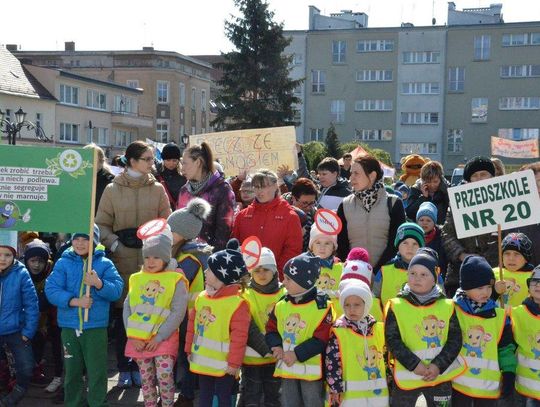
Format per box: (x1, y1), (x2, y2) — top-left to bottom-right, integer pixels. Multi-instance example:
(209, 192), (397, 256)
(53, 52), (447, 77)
(501, 371), (515, 398)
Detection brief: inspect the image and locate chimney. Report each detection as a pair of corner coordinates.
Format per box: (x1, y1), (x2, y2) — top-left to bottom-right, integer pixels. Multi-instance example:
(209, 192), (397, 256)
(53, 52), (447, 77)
(65, 41), (75, 51)
(143, 46), (154, 51)
(448, 2), (456, 11)
(6, 44), (18, 52)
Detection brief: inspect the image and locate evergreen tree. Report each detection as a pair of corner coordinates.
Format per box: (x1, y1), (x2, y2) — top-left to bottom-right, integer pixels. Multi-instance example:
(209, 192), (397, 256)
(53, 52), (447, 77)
(212, 0), (303, 130)
(325, 123), (342, 159)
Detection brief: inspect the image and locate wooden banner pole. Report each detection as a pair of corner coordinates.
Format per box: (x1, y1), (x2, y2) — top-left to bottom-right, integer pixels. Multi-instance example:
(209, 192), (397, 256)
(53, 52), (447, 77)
(84, 150), (99, 322)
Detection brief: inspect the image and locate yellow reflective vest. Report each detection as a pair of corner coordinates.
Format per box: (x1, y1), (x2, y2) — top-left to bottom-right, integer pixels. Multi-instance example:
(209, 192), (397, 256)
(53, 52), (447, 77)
(452, 306), (505, 398)
(316, 262), (343, 317)
(126, 270), (186, 340)
(380, 264), (408, 306)
(371, 298), (384, 323)
(387, 297), (466, 390)
(494, 268), (529, 310)
(332, 322), (389, 406)
(189, 292), (246, 377)
(242, 286), (285, 365)
(511, 305), (540, 400)
(176, 252), (204, 309)
(274, 298), (332, 381)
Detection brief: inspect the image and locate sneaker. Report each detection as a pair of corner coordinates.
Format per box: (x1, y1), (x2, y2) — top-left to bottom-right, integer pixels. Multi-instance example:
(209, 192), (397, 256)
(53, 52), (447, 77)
(45, 377), (63, 393)
(131, 371), (142, 387)
(117, 371), (132, 389)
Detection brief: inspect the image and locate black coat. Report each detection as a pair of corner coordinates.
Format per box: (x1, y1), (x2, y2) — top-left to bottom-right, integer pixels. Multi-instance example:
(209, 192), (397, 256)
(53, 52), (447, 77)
(406, 178), (450, 225)
(95, 168), (115, 214)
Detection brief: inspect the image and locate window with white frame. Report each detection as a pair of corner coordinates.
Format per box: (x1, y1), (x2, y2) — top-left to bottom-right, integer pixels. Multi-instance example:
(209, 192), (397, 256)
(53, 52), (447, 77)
(87, 89), (107, 110)
(59, 84), (79, 105)
(201, 90), (207, 112)
(3, 109), (11, 122)
(448, 67), (465, 92)
(500, 65), (540, 78)
(474, 35), (491, 60)
(498, 128), (539, 141)
(356, 70), (392, 82)
(403, 51), (440, 64)
(312, 70), (326, 93)
(355, 99), (393, 111)
(401, 112), (439, 125)
(330, 100), (345, 123)
(59, 123), (79, 142)
(447, 129), (463, 153)
(114, 95), (135, 113)
(310, 128), (324, 141)
(191, 88), (196, 110)
(471, 98), (488, 122)
(400, 142), (438, 155)
(157, 122), (169, 143)
(126, 80), (139, 88)
(499, 96), (540, 110)
(356, 39), (394, 52)
(115, 130), (133, 147)
(179, 83), (186, 106)
(332, 40), (346, 63)
(87, 127), (109, 145)
(355, 129), (393, 141)
(401, 82), (440, 95)
(157, 81), (169, 103)
(502, 33), (540, 46)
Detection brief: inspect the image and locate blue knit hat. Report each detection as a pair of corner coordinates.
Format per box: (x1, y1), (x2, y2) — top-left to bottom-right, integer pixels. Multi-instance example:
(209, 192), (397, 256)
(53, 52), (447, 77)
(416, 202), (438, 224)
(459, 255), (495, 290)
(72, 224), (100, 248)
(409, 247), (439, 281)
(394, 222), (425, 248)
(208, 238), (248, 285)
(283, 252), (321, 290)
(501, 232), (533, 263)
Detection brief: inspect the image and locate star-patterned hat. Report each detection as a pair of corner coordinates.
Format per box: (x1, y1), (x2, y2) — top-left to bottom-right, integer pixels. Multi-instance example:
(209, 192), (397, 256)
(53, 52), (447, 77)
(283, 252), (321, 290)
(207, 238), (249, 285)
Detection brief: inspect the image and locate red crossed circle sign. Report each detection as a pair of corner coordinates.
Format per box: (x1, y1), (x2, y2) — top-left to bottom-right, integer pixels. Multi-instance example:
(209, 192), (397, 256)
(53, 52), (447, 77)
(137, 218), (169, 240)
(314, 209), (343, 236)
(241, 236), (262, 270)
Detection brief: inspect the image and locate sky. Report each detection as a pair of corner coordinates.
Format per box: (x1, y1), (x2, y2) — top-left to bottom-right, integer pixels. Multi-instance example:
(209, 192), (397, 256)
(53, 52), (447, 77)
(1, 0), (540, 56)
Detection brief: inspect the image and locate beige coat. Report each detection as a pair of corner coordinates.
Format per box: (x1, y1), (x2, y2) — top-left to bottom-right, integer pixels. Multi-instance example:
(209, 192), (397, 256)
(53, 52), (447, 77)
(95, 172), (171, 306)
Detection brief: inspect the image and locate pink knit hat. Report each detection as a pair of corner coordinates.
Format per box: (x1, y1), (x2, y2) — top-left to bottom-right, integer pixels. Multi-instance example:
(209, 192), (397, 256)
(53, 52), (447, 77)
(341, 247), (373, 286)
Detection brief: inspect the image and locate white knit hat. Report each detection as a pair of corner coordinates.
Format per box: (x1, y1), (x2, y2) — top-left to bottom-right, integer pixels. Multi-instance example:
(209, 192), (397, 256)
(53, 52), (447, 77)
(341, 248), (373, 286)
(257, 247), (277, 274)
(339, 280), (373, 319)
(308, 225), (337, 249)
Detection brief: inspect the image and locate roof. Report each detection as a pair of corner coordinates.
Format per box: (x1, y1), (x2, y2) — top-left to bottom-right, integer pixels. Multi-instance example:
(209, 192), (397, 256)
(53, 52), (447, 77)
(0, 47), (55, 100)
(57, 70), (143, 93)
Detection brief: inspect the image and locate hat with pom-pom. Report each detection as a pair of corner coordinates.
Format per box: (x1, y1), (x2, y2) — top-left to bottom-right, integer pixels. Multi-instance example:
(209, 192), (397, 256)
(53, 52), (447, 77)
(208, 238), (249, 285)
(167, 198), (211, 241)
(341, 247), (373, 286)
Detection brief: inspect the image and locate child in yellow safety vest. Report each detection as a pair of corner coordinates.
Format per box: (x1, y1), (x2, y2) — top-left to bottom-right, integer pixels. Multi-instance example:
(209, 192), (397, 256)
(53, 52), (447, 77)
(510, 265), (540, 405)
(384, 248), (465, 407)
(185, 238), (250, 407)
(452, 255), (517, 405)
(124, 230), (189, 407)
(265, 252), (334, 407)
(325, 279), (389, 406)
(240, 247), (284, 407)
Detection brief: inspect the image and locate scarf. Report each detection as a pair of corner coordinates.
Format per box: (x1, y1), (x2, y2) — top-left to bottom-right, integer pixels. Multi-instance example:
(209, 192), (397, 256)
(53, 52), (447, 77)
(424, 228), (437, 245)
(401, 283), (442, 305)
(187, 172), (211, 196)
(127, 168), (143, 178)
(249, 273), (281, 294)
(454, 288), (491, 313)
(354, 180), (383, 213)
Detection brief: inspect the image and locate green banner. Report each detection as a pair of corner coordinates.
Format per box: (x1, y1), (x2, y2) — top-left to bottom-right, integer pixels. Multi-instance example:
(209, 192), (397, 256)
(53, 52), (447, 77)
(0, 145), (95, 233)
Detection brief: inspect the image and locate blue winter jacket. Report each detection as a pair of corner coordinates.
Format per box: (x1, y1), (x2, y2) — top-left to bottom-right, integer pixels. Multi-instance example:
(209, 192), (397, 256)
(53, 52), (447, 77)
(0, 260), (39, 339)
(45, 245), (123, 330)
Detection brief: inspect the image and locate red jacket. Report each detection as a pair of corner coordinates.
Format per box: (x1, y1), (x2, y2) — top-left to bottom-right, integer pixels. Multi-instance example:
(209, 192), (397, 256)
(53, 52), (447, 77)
(232, 196), (303, 278)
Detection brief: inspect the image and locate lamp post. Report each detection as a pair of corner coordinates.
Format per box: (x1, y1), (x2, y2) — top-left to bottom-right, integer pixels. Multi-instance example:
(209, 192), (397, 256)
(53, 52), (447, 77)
(181, 134), (189, 147)
(0, 107), (50, 145)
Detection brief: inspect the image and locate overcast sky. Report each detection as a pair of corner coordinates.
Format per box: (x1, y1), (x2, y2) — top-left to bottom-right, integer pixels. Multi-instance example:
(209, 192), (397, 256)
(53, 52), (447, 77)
(1, 0), (539, 56)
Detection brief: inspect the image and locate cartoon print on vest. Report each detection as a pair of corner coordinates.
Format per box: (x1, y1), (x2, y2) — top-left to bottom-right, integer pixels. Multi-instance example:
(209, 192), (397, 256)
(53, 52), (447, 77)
(316, 273), (336, 293)
(502, 278), (520, 307)
(194, 306), (216, 351)
(415, 314), (445, 349)
(463, 325), (492, 375)
(283, 313), (305, 350)
(358, 345), (384, 395)
(139, 280), (165, 321)
(529, 331), (540, 376)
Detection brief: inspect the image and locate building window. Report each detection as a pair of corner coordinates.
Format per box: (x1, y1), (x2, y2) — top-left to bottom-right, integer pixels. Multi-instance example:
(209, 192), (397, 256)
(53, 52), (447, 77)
(179, 82), (186, 106)
(157, 122), (169, 143)
(354, 99), (393, 111)
(500, 65), (540, 78)
(402, 51), (440, 64)
(499, 96), (540, 110)
(502, 33), (540, 46)
(59, 84), (79, 105)
(401, 112), (439, 125)
(355, 129), (393, 141)
(309, 128), (324, 141)
(330, 100), (345, 123)
(59, 123), (79, 142)
(157, 81), (169, 103)
(191, 88), (196, 110)
(311, 70), (326, 93)
(292, 53), (303, 65)
(474, 35), (491, 60)
(498, 128), (539, 141)
(126, 80), (139, 88)
(86, 90), (107, 110)
(114, 95), (135, 113)
(448, 67), (465, 92)
(447, 129), (463, 153)
(356, 40), (394, 52)
(332, 40), (346, 63)
(115, 130), (133, 147)
(356, 70), (392, 82)
(471, 98), (488, 122)
(401, 82), (440, 95)
(88, 127), (109, 145)
(191, 126), (196, 135)
(400, 142), (438, 155)
(201, 90), (207, 112)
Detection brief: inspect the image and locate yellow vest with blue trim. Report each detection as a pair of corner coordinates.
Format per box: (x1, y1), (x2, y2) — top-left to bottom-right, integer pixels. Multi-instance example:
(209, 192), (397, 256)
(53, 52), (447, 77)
(316, 262), (343, 317)
(380, 264), (407, 306)
(189, 292), (246, 377)
(242, 287), (285, 365)
(452, 306), (505, 398)
(511, 305), (540, 400)
(176, 252), (204, 309)
(388, 297), (466, 390)
(126, 270), (186, 340)
(332, 322), (389, 406)
(494, 267), (529, 310)
(274, 298), (332, 381)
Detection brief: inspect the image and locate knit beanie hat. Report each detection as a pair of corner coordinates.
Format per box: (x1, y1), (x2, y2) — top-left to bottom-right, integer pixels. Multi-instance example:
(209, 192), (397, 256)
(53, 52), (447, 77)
(409, 247), (439, 281)
(309, 225), (337, 249)
(394, 222), (425, 248)
(24, 239), (51, 261)
(339, 279), (373, 318)
(501, 232), (533, 263)
(459, 255), (495, 290)
(142, 232), (173, 264)
(463, 156), (495, 182)
(527, 265), (540, 288)
(72, 224), (100, 248)
(416, 201), (438, 224)
(341, 247), (373, 286)
(0, 245), (16, 257)
(397, 184), (410, 196)
(283, 252), (321, 290)
(167, 198), (211, 241)
(208, 238), (249, 285)
(257, 247), (277, 274)
(161, 143), (181, 160)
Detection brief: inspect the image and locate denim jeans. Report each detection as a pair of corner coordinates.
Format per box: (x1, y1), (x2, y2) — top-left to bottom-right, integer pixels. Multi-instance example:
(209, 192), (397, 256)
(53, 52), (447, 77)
(280, 378), (324, 407)
(198, 373), (236, 407)
(0, 332), (34, 406)
(241, 364), (280, 407)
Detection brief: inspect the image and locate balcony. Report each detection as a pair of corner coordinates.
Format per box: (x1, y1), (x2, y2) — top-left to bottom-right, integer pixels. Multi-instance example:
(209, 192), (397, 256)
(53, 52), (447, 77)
(111, 111), (153, 128)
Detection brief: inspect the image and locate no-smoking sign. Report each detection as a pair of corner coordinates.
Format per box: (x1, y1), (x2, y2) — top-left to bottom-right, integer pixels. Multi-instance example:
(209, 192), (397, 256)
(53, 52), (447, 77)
(241, 236), (262, 270)
(137, 218), (171, 241)
(314, 209), (342, 236)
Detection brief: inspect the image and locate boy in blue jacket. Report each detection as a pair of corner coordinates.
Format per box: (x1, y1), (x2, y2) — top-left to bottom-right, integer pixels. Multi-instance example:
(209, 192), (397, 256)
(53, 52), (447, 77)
(0, 242), (39, 407)
(45, 226), (123, 407)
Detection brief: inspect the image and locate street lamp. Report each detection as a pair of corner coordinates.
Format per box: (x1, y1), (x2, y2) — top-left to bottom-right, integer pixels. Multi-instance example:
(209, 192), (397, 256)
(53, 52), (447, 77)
(181, 134), (189, 147)
(0, 107), (50, 145)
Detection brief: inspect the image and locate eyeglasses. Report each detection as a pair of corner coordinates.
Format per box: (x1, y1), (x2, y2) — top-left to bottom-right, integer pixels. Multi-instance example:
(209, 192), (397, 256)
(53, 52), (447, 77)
(298, 200), (316, 207)
(530, 280), (540, 287)
(138, 157), (154, 163)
